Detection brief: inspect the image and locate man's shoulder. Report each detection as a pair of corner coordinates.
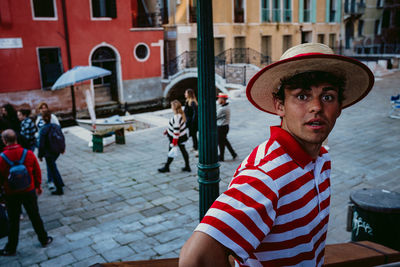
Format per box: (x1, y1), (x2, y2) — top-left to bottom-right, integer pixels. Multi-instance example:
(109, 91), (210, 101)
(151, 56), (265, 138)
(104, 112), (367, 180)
(234, 138), (285, 176)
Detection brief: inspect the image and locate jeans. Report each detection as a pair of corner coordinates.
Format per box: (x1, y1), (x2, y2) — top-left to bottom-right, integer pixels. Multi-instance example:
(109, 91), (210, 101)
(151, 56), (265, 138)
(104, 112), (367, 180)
(45, 154), (64, 189)
(4, 190), (48, 252)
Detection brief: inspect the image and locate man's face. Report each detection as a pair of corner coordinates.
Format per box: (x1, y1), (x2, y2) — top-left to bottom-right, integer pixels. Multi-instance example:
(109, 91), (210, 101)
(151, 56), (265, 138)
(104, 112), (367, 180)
(39, 105), (48, 114)
(275, 82), (342, 150)
(17, 111), (24, 121)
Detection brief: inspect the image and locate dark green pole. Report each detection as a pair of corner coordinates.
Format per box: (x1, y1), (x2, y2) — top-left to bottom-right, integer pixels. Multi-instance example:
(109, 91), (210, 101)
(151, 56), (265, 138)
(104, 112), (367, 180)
(197, 0), (220, 221)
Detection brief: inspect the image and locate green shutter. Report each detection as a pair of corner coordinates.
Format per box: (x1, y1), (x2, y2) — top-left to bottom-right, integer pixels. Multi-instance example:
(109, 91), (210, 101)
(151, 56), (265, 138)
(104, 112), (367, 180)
(335, 0), (341, 23)
(299, 0), (304, 23)
(326, 0), (330, 23)
(311, 0), (316, 23)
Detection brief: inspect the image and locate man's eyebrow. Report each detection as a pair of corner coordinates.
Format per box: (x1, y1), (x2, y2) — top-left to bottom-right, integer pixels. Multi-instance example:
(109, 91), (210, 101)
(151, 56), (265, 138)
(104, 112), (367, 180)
(322, 86), (338, 91)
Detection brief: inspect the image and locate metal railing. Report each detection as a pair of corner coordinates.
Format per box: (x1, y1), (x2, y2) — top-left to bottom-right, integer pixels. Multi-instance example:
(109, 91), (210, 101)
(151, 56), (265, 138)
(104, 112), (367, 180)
(283, 9), (292, 22)
(164, 48), (270, 86)
(261, 8), (270, 22)
(272, 8), (281, 22)
(303, 9), (311, 22)
(353, 44), (400, 55)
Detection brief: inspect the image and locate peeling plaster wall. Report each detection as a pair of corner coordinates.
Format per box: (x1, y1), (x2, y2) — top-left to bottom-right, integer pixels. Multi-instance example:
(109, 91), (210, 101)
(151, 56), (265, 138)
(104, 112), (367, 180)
(122, 77), (163, 104)
(0, 86), (88, 116)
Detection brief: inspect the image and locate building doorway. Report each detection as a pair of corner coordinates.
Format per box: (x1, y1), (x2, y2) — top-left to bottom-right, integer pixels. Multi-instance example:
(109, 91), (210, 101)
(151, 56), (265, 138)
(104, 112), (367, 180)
(91, 47), (118, 105)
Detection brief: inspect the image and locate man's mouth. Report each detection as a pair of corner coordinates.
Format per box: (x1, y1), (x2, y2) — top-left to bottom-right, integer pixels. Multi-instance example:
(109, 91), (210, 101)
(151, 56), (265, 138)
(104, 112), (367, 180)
(306, 119), (325, 129)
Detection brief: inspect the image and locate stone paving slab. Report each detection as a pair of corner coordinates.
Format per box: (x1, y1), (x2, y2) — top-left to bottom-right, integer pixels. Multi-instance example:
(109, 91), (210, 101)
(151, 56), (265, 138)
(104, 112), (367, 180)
(0, 72), (399, 266)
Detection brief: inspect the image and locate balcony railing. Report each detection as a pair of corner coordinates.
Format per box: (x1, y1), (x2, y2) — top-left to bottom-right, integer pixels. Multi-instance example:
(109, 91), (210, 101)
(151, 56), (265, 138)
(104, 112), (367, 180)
(329, 10), (336, 22)
(303, 9), (311, 22)
(283, 9), (292, 22)
(344, 0), (366, 15)
(272, 8), (281, 22)
(261, 8), (270, 22)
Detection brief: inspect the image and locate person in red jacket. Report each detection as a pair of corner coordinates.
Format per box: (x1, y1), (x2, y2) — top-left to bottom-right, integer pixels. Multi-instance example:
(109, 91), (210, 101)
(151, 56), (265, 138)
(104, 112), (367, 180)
(0, 129), (52, 256)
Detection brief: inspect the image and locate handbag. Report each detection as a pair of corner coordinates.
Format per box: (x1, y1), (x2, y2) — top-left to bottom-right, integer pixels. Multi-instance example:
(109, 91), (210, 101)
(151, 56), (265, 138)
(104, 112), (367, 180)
(168, 146), (179, 158)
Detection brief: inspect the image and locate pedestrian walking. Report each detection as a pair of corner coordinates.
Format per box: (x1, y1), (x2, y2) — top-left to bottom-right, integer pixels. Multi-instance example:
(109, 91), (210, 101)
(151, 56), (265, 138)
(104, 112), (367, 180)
(184, 89), (198, 154)
(180, 43), (374, 266)
(158, 100), (191, 173)
(216, 93), (237, 161)
(35, 102), (60, 131)
(35, 102), (60, 151)
(1, 104), (20, 134)
(17, 109), (37, 151)
(0, 129), (53, 256)
(38, 111), (65, 195)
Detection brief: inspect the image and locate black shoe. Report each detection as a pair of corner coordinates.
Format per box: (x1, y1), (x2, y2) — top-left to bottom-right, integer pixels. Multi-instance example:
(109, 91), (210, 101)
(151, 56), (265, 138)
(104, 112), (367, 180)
(218, 155), (224, 162)
(41, 236), (53, 248)
(51, 189), (63, 195)
(181, 166), (191, 172)
(232, 153), (237, 160)
(158, 166), (170, 173)
(0, 249), (16, 256)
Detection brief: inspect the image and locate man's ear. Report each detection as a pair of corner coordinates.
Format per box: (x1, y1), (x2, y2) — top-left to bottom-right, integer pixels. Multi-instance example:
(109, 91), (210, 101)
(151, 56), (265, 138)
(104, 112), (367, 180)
(274, 98), (285, 117)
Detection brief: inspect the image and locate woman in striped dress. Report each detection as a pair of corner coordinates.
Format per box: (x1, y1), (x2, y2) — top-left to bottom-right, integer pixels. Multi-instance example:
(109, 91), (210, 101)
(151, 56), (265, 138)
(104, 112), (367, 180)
(158, 100), (191, 173)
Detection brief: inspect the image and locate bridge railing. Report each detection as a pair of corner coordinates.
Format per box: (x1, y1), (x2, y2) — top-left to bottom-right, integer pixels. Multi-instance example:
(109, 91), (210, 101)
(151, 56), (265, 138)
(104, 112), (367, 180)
(164, 48), (269, 86)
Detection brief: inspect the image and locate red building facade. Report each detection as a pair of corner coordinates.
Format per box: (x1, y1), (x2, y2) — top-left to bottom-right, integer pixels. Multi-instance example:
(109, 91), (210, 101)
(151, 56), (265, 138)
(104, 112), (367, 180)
(0, 0), (164, 118)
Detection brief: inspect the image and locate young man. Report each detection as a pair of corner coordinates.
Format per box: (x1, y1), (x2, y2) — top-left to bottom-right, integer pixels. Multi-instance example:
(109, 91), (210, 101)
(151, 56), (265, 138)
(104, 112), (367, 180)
(179, 43), (374, 266)
(217, 93), (237, 161)
(0, 129), (52, 256)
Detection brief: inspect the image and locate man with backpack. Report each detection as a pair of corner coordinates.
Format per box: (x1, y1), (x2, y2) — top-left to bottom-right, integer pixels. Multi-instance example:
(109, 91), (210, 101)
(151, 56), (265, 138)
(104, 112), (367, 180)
(38, 111), (65, 195)
(0, 129), (52, 256)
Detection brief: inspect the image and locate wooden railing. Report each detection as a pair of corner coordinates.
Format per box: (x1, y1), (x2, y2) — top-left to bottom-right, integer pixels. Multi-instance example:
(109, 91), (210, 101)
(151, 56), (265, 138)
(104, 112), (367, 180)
(91, 241), (400, 267)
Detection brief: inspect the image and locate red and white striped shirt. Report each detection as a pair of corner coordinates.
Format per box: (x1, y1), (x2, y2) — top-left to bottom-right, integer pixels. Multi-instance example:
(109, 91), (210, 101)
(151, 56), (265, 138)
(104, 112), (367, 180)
(196, 126), (331, 266)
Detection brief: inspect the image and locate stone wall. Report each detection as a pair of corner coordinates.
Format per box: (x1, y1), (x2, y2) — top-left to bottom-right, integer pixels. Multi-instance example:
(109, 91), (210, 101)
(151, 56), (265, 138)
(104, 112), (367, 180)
(122, 77), (163, 104)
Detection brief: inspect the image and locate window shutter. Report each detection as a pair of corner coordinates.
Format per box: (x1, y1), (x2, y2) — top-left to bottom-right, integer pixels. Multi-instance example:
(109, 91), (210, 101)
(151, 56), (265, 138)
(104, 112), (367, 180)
(107, 0), (117, 18)
(92, 0), (100, 17)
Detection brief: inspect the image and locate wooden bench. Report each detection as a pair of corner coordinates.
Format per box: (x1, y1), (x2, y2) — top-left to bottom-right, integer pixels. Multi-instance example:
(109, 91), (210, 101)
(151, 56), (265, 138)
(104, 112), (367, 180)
(90, 241), (400, 267)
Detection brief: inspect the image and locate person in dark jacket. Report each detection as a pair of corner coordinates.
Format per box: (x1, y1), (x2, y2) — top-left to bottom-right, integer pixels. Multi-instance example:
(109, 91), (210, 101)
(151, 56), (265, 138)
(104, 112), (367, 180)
(184, 89), (198, 154)
(0, 129), (52, 256)
(1, 104), (20, 134)
(38, 111), (65, 195)
(17, 109), (37, 151)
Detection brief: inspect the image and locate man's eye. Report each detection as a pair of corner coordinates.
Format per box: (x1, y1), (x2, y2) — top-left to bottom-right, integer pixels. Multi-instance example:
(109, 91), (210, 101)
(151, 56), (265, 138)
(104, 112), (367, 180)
(322, 95), (334, 101)
(297, 94), (308, 100)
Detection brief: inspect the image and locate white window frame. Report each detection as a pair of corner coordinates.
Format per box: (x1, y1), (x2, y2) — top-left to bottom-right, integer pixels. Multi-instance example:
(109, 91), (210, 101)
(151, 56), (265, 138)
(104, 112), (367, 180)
(233, 0), (246, 23)
(36, 46), (63, 89)
(261, 0), (292, 23)
(31, 0), (58, 21)
(90, 0), (113, 21)
(134, 42), (150, 62)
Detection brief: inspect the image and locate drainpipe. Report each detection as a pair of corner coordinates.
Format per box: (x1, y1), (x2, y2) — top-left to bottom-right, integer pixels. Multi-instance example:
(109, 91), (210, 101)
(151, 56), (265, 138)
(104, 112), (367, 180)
(61, 0), (76, 120)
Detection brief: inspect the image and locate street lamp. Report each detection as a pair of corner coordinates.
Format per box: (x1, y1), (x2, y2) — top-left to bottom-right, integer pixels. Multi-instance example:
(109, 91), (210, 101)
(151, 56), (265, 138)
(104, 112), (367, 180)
(196, 0), (220, 221)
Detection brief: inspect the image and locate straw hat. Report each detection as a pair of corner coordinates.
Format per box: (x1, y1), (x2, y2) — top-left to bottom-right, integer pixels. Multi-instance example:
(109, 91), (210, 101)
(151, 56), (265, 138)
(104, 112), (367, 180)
(217, 93), (229, 98)
(246, 43), (375, 114)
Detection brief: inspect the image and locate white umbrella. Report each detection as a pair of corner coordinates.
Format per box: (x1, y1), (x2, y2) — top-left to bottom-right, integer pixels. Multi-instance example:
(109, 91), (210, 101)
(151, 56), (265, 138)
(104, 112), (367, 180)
(51, 65), (111, 90)
(51, 65), (112, 130)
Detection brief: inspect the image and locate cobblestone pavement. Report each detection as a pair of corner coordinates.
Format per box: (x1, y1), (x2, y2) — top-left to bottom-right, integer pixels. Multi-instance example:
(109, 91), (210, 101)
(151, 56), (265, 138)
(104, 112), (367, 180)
(1, 72), (399, 266)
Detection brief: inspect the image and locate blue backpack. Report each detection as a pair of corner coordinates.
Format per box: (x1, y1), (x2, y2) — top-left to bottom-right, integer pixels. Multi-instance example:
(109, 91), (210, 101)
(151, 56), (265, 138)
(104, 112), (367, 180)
(47, 124), (65, 154)
(0, 149), (32, 191)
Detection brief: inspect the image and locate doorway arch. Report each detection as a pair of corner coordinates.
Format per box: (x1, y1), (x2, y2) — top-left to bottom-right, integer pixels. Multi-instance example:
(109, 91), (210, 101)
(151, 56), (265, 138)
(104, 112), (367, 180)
(91, 46), (119, 104)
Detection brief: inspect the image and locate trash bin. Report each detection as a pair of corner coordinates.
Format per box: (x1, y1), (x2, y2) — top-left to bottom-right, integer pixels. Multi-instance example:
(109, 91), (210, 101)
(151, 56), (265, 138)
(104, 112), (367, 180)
(350, 188), (400, 251)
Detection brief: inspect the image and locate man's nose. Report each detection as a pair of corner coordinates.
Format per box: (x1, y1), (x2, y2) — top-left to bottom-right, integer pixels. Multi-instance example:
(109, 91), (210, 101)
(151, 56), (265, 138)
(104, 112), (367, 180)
(309, 97), (322, 113)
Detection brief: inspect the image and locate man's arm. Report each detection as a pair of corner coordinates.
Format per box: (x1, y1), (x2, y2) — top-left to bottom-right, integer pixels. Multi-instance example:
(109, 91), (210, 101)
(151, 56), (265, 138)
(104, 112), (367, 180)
(30, 152), (42, 195)
(179, 231), (233, 267)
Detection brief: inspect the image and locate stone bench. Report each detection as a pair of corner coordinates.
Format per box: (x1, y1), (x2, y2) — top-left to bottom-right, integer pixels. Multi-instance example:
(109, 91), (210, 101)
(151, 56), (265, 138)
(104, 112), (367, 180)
(92, 128), (125, 153)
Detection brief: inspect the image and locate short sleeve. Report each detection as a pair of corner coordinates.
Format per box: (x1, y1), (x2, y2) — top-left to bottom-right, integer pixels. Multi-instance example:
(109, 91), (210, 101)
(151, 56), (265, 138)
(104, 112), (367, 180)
(195, 168), (279, 263)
